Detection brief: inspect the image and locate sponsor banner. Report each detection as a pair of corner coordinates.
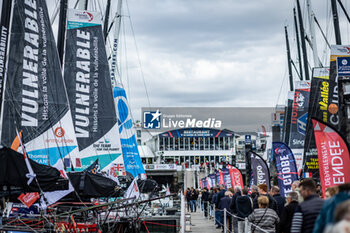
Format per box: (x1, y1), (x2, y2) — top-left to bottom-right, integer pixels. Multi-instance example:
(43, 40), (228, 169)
(209, 174), (216, 188)
(273, 142), (299, 197)
(158, 128), (234, 138)
(228, 165), (244, 189)
(222, 168), (233, 189)
(144, 164), (176, 170)
(312, 119), (350, 196)
(0, 0), (12, 113)
(114, 87), (146, 178)
(249, 151), (270, 190)
(18, 192), (40, 208)
(64, 9), (123, 171)
(206, 177), (211, 189)
(337, 57), (350, 76)
(289, 81), (311, 172)
(216, 170), (224, 186)
(303, 68), (329, 180)
(327, 45), (350, 132)
(201, 178), (207, 189)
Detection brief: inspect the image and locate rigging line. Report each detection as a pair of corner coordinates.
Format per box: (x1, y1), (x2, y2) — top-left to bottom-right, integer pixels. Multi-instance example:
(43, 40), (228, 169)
(50, 0), (60, 25)
(275, 67), (288, 106)
(125, 0), (151, 107)
(314, 16), (331, 49)
(337, 0), (350, 24)
(291, 59), (302, 80)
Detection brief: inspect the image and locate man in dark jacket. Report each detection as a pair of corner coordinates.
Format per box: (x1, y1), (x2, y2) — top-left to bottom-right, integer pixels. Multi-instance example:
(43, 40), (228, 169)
(230, 186), (241, 233)
(279, 191), (299, 233)
(250, 185), (259, 200)
(190, 187), (198, 212)
(271, 185), (286, 217)
(219, 191), (232, 232)
(236, 187), (253, 232)
(186, 188), (191, 212)
(253, 184), (278, 213)
(215, 185), (226, 228)
(290, 178), (324, 233)
(201, 188), (210, 217)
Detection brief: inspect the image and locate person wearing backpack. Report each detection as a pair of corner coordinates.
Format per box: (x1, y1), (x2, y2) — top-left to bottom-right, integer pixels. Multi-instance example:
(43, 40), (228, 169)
(236, 187), (254, 232)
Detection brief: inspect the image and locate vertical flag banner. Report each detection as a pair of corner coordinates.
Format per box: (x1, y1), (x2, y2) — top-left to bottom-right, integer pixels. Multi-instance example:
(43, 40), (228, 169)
(228, 165), (244, 189)
(209, 174), (216, 188)
(303, 68), (329, 180)
(284, 92), (294, 145)
(222, 168), (233, 189)
(249, 151), (270, 189)
(273, 142), (299, 197)
(312, 119), (350, 196)
(289, 81), (311, 173)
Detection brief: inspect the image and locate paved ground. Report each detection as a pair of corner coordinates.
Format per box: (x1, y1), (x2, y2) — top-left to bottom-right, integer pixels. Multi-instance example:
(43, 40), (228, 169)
(187, 211), (223, 233)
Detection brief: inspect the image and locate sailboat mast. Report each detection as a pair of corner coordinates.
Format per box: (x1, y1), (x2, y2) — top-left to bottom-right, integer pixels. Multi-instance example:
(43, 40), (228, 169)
(293, 8), (303, 81)
(57, 0), (68, 64)
(110, 0), (123, 87)
(104, 0), (112, 41)
(296, 0), (310, 80)
(331, 0), (342, 45)
(285, 26), (294, 92)
(306, 0), (322, 67)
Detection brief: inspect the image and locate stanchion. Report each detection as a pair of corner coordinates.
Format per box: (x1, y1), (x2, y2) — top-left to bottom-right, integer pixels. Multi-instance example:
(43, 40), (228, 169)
(244, 217), (249, 233)
(180, 194), (185, 233)
(207, 202), (210, 220)
(224, 208), (227, 233)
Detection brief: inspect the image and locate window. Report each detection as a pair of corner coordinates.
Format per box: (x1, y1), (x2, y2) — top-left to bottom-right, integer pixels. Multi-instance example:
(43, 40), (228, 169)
(137, 139), (141, 145)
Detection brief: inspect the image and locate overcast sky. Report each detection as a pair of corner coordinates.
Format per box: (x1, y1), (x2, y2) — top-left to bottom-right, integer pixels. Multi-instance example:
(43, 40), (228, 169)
(47, 0), (350, 121)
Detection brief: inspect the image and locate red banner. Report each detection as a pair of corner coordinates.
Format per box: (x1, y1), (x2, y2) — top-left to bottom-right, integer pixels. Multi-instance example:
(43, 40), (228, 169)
(228, 165), (244, 189)
(312, 119), (350, 196)
(18, 192), (40, 208)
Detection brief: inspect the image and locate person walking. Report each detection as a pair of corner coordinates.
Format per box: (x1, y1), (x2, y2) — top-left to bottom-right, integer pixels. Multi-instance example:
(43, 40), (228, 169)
(230, 186), (242, 233)
(236, 187), (253, 233)
(248, 195), (280, 233)
(251, 185), (259, 200)
(190, 187), (198, 212)
(290, 178), (324, 233)
(201, 188), (210, 217)
(186, 187), (191, 212)
(279, 191), (299, 233)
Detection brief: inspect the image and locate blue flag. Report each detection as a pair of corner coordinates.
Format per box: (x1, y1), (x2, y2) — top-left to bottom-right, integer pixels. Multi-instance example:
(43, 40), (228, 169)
(273, 142), (299, 197)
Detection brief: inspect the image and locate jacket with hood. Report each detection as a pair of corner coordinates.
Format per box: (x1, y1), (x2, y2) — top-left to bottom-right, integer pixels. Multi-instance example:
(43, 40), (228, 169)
(236, 195), (253, 221)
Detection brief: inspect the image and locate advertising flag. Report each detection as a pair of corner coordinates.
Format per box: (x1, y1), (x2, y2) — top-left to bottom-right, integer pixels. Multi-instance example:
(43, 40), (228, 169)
(228, 165), (244, 189)
(312, 119), (350, 196)
(273, 142), (299, 197)
(222, 168), (233, 189)
(249, 151), (270, 189)
(303, 68), (329, 180)
(209, 174), (216, 188)
(289, 81), (311, 172)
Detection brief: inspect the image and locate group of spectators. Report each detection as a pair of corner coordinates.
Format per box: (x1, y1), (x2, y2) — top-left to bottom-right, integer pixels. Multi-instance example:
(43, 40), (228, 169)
(188, 178), (350, 233)
(185, 187), (199, 212)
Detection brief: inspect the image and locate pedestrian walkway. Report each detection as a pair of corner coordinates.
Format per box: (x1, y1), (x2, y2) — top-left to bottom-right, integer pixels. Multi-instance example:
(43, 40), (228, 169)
(188, 211), (222, 233)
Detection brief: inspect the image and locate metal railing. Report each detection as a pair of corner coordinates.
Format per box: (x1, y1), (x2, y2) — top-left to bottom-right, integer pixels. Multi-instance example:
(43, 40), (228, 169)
(197, 202), (270, 233)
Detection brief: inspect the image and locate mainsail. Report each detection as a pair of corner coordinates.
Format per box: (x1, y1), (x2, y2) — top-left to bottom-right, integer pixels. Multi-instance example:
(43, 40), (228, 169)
(63, 9), (124, 175)
(0, 0), (79, 168)
(0, 0), (78, 205)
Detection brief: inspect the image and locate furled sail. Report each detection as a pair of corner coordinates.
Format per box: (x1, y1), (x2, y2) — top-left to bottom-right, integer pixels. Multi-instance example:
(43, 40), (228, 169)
(110, 2), (146, 178)
(63, 9), (124, 175)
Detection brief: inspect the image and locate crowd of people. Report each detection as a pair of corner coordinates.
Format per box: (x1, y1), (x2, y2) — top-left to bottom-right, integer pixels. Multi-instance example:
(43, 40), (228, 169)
(185, 178), (350, 233)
